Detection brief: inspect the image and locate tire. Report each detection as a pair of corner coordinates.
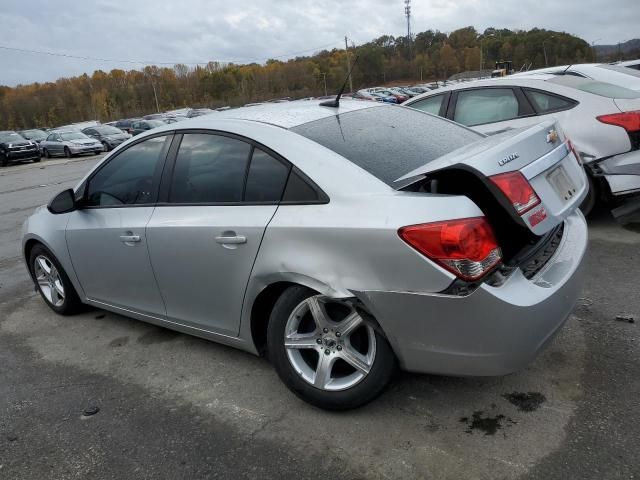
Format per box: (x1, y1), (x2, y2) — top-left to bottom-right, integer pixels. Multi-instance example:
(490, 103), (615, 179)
(267, 285), (396, 410)
(33, 157), (41, 163)
(43, 149), (51, 159)
(64, 147), (72, 158)
(0, 153), (8, 167)
(29, 244), (83, 315)
(580, 173), (597, 216)
(102, 142), (110, 152)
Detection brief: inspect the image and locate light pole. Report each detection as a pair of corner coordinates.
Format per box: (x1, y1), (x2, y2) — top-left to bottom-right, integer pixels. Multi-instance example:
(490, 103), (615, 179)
(591, 38), (601, 62)
(543, 35), (555, 67)
(479, 33), (495, 74)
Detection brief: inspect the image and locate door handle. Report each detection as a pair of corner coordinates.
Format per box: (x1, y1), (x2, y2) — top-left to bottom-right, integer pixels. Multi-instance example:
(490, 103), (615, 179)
(215, 234), (247, 245)
(120, 234), (141, 243)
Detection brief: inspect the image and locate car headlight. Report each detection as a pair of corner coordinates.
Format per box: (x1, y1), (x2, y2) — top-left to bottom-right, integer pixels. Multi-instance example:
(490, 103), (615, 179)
(72, 142), (84, 146)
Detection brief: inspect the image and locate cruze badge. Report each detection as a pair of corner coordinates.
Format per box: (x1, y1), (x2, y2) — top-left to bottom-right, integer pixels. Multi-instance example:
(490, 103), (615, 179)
(498, 153), (519, 166)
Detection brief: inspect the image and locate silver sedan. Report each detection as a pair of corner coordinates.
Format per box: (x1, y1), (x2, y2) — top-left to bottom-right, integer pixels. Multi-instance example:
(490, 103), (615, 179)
(40, 131), (103, 158)
(22, 100), (588, 409)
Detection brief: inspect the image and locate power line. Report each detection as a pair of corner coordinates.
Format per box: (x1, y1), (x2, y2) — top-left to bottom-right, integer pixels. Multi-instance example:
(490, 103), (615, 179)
(0, 41), (342, 67)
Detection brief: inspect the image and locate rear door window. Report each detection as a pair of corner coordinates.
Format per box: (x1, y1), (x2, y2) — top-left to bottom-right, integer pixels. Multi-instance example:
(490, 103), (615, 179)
(453, 88), (520, 126)
(168, 133), (251, 204)
(244, 148), (290, 202)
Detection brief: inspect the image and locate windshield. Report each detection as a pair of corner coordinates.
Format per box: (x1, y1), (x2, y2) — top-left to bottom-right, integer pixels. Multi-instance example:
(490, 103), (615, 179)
(94, 126), (123, 135)
(0, 131), (24, 143)
(147, 120), (166, 127)
(549, 76), (640, 99)
(291, 105), (481, 186)
(20, 129), (47, 140)
(60, 132), (88, 141)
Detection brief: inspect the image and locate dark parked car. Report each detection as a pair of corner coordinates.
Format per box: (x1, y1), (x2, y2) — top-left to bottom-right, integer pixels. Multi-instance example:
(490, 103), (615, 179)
(18, 129), (48, 154)
(0, 131), (40, 166)
(187, 108), (215, 118)
(82, 125), (131, 151)
(114, 118), (141, 135)
(130, 119), (165, 136)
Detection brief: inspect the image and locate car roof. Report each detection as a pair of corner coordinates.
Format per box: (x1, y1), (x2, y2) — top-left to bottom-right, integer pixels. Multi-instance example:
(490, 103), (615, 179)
(206, 99), (383, 129)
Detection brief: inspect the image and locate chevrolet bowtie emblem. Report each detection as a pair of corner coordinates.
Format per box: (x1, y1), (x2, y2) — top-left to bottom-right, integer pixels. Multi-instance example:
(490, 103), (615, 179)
(546, 129), (559, 143)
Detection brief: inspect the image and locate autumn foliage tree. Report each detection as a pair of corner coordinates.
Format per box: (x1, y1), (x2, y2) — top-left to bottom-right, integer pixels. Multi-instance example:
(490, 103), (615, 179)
(0, 27), (594, 129)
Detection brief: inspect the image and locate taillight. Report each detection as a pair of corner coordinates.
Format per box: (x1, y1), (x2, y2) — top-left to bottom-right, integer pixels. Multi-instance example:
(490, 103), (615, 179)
(398, 217), (502, 281)
(567, 139), (582, 165)
(596, 111), (640, 132)
(490, 171), (540, 215)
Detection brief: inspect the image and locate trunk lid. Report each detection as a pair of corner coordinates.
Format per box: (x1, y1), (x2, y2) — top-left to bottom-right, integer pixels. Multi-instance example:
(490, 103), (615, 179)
(396, 120), (588, 236)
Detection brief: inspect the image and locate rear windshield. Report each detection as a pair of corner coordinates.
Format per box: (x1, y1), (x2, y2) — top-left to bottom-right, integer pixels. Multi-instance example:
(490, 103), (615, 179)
(596, 64), (640, 79)
(291, 106), (481, 186)
(549, 76), (640, 99)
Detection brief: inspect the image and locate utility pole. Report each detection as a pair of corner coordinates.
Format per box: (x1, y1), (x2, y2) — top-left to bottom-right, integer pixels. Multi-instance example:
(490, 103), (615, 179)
(345, 36), (353, 93)
(151, 80), (160, 113)
(404, 0), (412, 60)
(319, 72), (327, 96)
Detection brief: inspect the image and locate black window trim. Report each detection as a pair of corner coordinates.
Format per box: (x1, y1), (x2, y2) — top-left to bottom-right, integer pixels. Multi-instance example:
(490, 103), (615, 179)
(79, 132), (175, 210)
(155, 128), (329, 207)
(521, 87), (579, 115)
(449, 86), (537, 127)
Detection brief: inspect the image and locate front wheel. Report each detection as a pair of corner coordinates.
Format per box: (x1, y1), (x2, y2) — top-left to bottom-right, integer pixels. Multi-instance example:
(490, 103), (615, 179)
(43, 148), (51, 159)
(102, 142), (110, 152)
(0, 153), (8, 167)
(64, 147), (72, 158)
(29, 244), (83, 315)
(267, 286), (396, 410)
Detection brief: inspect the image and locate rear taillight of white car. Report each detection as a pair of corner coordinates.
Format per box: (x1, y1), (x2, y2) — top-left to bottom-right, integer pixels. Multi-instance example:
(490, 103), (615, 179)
(596, 110), (640, 132)
(489, 171), (541, 215)
(398, 217), (502, 281)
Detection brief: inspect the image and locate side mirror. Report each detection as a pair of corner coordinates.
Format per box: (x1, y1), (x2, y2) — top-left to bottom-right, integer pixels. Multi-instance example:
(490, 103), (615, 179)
(47, 188), (77, 214)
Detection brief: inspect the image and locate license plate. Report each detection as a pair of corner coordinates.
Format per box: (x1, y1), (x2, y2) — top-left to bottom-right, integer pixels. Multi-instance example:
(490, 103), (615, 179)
(547, 165), (577, 202)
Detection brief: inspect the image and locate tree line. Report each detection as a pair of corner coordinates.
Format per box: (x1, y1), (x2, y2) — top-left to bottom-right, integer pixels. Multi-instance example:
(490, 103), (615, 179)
(0, 27), (595, 130)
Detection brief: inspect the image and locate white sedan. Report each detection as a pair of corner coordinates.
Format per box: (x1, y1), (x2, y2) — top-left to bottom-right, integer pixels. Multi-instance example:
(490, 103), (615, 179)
(512, 63), (640, 91)
(404, 74), (640, 220)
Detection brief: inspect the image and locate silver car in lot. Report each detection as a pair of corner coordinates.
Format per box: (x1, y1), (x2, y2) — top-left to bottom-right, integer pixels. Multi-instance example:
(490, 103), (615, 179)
(404, 75), (640, 219)
(40, 130), (103, 158)
(22, 100), (588, 409)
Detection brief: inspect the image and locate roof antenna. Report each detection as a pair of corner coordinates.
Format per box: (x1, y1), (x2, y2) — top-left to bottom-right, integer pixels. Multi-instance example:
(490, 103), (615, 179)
(319, 55), (359, 108)
(560, 64), (573, 75)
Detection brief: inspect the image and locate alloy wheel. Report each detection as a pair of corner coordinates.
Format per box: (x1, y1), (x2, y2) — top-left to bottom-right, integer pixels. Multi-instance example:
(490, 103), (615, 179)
(284, 295), (376, 391)
(34, 254), (65, 307)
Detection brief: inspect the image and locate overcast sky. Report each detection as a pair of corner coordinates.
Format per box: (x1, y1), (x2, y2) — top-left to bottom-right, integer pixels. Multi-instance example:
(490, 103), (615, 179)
(0, 0), (637, 86)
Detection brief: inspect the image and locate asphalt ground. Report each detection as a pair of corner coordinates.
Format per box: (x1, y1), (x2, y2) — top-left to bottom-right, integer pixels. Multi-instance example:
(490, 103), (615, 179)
(0, 156), (638, 479)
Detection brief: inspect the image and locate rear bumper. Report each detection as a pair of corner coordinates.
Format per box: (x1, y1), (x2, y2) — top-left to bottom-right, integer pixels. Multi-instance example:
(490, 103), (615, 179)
(597, 149), (640, 197)
(357, 211), (588, 376)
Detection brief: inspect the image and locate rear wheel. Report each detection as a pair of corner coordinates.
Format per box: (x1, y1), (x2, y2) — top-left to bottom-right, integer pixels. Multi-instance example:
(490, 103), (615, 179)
(29, 244), (82, 315)
(267, 286), (396, 410)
